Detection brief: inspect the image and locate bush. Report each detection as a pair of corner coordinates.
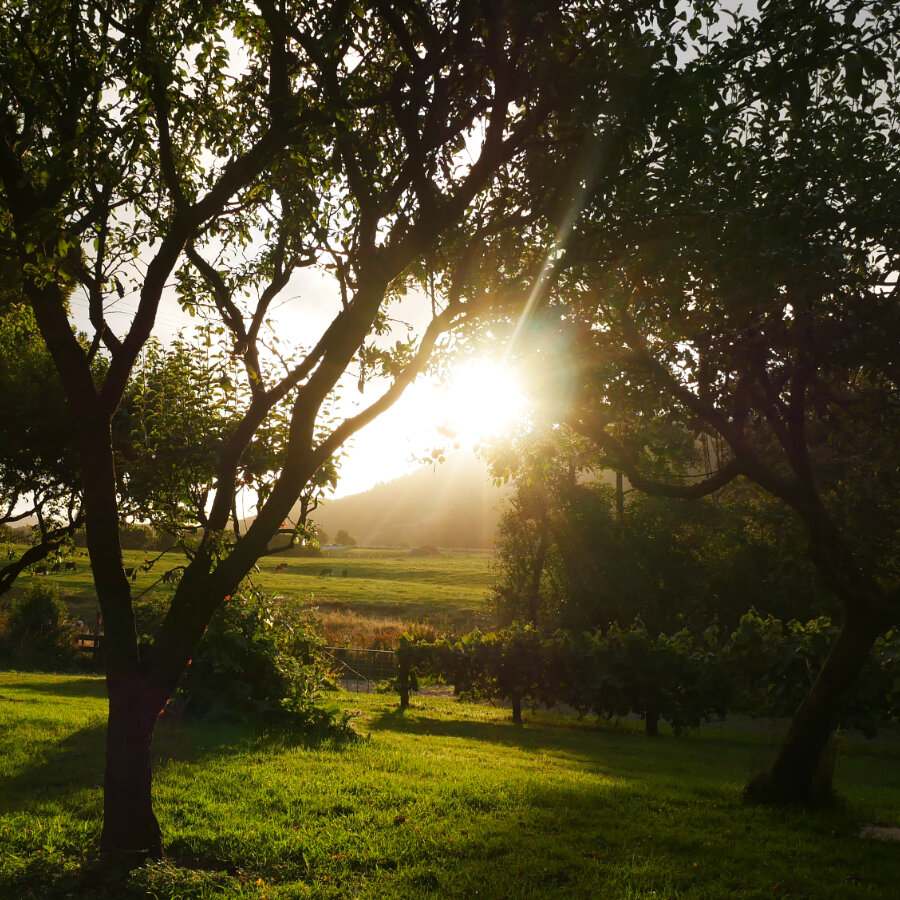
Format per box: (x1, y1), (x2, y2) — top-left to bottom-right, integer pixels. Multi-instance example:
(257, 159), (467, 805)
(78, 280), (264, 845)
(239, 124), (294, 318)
(397, 613), (900, 734)
(1, 581), (79, 669)
(173, 588), (356, 740)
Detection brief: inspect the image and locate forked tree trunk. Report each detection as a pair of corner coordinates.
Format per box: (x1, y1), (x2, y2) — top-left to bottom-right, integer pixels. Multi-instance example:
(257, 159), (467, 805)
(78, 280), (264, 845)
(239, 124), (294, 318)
(744, 606), (885, 806)
(100, 673), (168, 861)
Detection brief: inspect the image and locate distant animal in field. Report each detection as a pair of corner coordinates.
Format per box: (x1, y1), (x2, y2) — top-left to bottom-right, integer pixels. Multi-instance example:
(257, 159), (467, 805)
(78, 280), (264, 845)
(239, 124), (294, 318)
(33, 565), (47, 576)
(64, 561), (77, 572)
(341, 568), (349, 578)
(50, 562), (61, 573)
(161, 567), (182, 584)
(318, 567), (332, 577)
(124, 567), (138, 581)
(274, 562), (288, 574)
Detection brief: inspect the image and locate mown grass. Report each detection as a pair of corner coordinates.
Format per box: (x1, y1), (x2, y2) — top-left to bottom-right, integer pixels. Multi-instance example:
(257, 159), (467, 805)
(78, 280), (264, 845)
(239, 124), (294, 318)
(259, 551), (495, 627)
(2, 671), (900, 898)
(0, 547), (496, 637)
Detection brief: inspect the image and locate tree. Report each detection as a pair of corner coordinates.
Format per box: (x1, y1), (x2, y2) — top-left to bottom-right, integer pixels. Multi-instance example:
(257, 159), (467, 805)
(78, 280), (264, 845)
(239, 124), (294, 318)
(524, 1), (900, 803)
(0, 0), (656, 860)
(0, 299), (84, 593)
(334, 528), (357, 548)
(489, 430), (585, 629)
(491, 431), (821, 635)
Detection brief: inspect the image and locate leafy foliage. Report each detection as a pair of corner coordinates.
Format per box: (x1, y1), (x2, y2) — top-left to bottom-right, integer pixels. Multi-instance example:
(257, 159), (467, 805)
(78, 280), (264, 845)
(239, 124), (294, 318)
(173, 588), (353, 739)
(0, 302), (83, 595)
(491, 431), (822, 634)
(1, 580), (79, 669)
(399, 613), (900, 735)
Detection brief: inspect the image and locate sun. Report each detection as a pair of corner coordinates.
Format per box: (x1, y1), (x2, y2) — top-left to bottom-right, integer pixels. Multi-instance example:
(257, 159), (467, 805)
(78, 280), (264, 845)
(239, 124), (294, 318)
(435, 359), (528, 448)
(328, 357), (529, 497)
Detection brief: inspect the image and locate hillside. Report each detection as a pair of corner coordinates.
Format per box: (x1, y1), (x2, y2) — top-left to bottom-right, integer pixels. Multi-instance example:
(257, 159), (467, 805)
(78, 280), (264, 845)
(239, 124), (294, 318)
(308, 452), (511, 548)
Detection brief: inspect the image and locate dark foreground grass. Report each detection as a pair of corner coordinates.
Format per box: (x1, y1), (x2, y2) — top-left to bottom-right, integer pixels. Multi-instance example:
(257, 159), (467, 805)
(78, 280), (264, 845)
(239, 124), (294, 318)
(2, 672), (900, 899)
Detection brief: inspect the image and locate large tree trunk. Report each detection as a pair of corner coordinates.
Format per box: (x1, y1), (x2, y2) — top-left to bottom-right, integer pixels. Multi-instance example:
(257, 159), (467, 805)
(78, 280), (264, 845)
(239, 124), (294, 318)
(744, 606), (884, 806)
(100, 673), (168, 861)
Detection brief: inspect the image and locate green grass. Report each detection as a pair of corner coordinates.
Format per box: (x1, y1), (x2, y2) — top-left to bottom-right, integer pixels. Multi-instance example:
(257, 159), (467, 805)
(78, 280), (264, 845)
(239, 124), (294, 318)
(259, 550), (495, 623)
(2, 672), (900, 898)
(1, 547), (497, 632)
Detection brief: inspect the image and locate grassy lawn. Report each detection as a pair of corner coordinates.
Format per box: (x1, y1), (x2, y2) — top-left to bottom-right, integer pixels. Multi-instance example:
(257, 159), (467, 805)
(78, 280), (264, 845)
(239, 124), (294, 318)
(259, 550), (495, 624)
(0, 548), (497, 636)
(2, 672), (900, 898)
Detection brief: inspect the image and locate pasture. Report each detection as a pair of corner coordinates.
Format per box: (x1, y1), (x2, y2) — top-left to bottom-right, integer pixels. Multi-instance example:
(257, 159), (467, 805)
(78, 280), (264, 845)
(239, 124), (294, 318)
(0, 546), (497, 644)
(1, 671), (900, 898)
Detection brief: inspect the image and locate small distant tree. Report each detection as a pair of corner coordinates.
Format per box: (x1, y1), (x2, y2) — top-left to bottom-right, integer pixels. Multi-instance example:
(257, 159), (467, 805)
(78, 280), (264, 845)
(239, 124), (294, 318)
(334, 529), (357, 548)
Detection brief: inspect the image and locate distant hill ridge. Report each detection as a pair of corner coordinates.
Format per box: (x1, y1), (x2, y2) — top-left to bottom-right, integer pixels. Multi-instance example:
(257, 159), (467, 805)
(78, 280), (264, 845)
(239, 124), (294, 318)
(308, 452), (511, 549)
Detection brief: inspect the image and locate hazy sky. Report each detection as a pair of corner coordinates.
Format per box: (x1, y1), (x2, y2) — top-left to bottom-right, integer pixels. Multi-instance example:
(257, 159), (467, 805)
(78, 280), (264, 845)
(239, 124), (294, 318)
(68, 263), (526, 501)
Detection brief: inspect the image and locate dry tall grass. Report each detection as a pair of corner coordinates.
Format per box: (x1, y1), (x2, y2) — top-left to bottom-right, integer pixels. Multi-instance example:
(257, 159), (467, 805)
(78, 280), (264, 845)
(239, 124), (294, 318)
(316, 607), (414, 649)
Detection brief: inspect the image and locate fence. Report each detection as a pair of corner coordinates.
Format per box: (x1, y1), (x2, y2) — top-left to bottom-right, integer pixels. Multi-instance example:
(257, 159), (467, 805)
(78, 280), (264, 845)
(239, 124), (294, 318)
(325, 646), (397, 693)
(75, 631), (103, 657)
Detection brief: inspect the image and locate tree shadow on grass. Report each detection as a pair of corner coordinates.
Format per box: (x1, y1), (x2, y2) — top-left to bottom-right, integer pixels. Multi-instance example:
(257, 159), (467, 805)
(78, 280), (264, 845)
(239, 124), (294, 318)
(0, 710), (361, 899)
(368, 705), (645, 760)
(0, 710), (351, 818)
(0, 720), (107, 814)
(4, 705), (898, 899)
(11, 675), (107, 699)
(365, 705), (802, 793)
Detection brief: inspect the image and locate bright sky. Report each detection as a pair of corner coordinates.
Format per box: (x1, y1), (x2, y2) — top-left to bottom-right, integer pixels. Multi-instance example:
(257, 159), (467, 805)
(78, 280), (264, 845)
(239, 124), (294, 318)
(336, 357), (528, 497)
(69, 271), (530, 501)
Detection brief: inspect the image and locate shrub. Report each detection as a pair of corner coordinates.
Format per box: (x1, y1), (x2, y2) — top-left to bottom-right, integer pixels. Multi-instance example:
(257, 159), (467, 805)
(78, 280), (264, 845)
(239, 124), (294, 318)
(2, 581), (79, 669)
(173, 588), (356, 740)
(397, 613), (900, 735)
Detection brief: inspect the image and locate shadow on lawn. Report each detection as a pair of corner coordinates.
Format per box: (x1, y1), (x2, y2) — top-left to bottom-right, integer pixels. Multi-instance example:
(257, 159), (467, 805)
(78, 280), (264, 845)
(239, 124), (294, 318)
(4, 705), (899, 899)
(0, 706), (353, 818)
(0, 717), (363, 899)
(15, 675), (107, 699)
(367, 705), (636, 762)
(365, 705), (792, 790)
(0, 719), (107, 816)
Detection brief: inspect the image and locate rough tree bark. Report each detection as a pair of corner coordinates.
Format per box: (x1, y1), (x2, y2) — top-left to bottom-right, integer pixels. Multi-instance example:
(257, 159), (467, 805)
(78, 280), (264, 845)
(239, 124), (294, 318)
(744, 605), (888, 806)
(102, 673), (167, 859)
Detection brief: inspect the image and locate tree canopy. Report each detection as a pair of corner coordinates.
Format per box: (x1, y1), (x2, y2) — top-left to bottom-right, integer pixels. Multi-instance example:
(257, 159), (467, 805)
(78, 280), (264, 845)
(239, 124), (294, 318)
(493, 0), (900, 804)
(0, 0), (670, 859)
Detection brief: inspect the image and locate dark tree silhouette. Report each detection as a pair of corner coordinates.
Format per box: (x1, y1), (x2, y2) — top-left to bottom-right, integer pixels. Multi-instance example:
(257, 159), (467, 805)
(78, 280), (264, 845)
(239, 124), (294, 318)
(0, 0), (665, 859)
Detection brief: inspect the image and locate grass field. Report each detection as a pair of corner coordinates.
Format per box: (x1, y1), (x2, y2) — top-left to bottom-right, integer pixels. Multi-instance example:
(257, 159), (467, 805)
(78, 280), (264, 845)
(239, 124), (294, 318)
(2, 671), (900, 898)
(1, 547), (497, 642)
